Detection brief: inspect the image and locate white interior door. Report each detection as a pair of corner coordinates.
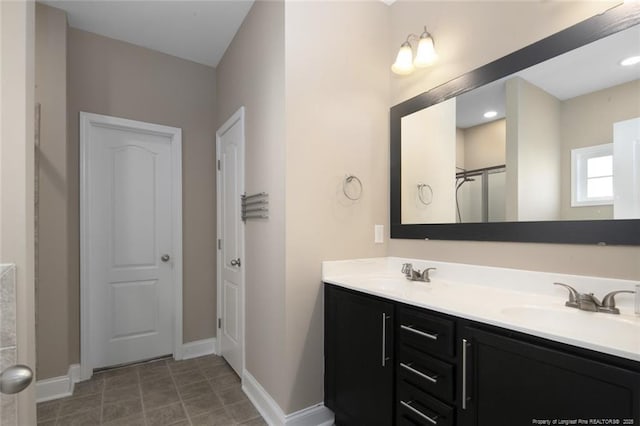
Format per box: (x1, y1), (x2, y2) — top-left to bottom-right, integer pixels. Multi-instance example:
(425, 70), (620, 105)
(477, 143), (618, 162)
(216, 108), (245, 376)
(81, 113), (182, 375)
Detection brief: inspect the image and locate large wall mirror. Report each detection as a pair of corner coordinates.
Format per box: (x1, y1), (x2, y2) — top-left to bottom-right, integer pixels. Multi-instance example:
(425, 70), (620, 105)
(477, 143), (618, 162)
(390, 3), (640, 245)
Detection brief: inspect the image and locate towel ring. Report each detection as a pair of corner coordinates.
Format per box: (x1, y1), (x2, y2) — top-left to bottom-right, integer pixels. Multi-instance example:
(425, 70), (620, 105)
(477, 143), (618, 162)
(343, 175), (363, 201)
(417, 183), (433, 205)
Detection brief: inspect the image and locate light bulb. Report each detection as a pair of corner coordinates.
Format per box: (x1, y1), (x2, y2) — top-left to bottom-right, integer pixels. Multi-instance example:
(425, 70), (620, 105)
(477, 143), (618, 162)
(414, 29), (437, 68)
(391, 42), (415, 75)
(483, 111), (498, 119)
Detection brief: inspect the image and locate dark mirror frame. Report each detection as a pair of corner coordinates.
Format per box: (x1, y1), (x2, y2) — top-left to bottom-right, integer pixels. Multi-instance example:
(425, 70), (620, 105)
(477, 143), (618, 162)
(390, 3), (640, 245)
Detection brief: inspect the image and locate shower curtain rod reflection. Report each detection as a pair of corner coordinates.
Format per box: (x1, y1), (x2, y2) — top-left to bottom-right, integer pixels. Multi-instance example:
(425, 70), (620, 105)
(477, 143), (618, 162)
(456, 164), (506, 179)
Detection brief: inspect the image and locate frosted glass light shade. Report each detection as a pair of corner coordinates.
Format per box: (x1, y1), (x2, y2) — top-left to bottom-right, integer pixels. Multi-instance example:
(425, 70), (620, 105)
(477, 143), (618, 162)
(414, 34), (437, 68)
(391, 42), (415, 75)
(620, 55), (640, 66)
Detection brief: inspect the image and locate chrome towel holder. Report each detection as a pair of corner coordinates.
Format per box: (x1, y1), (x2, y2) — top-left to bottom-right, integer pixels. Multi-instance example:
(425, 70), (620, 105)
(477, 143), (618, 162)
(241, 192), (269, 221)
(417, 183), (433, 205)
(343, 175), (363, 201)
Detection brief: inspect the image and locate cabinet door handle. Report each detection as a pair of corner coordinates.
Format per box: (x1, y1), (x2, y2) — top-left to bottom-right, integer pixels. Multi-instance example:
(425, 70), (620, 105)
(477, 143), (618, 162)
(462, 338), (470, 410)
(381, 313), (389, 367)
(400, 400), (438, 425)
(400, 362), (438, 383)
(401, 324), (438, 340)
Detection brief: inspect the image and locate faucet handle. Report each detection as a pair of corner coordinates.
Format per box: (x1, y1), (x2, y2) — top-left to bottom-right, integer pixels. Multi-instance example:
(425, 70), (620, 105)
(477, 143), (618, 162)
(599, 290), (635, 314)
(421, 267), (437, 283)
(553, 282), (579, 308)
(401, 263), (413, 276)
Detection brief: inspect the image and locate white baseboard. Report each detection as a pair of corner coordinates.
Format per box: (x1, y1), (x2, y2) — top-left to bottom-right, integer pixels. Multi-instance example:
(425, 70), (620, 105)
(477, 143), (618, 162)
(285, 403), (335, 426)
(181, 337), (217, 360)
(242, 371), (283, 425)
(36, 364), (80, 403)
(242, 370), (334, 426)
(38, 339), (216, 402)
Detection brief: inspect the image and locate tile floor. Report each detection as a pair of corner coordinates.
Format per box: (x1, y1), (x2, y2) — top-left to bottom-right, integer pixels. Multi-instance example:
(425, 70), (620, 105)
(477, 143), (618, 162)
(37, 355), (267, 426)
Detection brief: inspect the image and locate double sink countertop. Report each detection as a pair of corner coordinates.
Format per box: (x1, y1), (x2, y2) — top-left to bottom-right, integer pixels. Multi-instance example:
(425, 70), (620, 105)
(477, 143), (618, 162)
(322, 257), (640, 362)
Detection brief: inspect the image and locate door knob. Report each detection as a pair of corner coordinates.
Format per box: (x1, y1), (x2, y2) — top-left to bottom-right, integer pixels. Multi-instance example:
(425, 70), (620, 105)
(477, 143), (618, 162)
(161, 254), (170, 262)
(230, 258), (241, 267)
(0, 364), (33, 395)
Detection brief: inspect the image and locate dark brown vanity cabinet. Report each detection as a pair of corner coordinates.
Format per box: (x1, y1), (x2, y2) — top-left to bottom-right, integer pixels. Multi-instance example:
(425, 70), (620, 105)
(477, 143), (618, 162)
(324, 284), (395, 426)
(458, 327), (640, 426)
(325, 283), (640, 426)
(396, 306), (457, 426)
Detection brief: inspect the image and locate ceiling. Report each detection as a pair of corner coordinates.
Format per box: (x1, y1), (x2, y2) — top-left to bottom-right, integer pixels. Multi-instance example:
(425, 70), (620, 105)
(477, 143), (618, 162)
(456, 23), (640, 129)
(42, 0), (255, 67)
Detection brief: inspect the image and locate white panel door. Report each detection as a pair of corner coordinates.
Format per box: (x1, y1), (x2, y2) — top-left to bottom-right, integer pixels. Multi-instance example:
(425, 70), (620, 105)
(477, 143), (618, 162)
(217, 108), (245, 376)
(82, 113), (181, 371)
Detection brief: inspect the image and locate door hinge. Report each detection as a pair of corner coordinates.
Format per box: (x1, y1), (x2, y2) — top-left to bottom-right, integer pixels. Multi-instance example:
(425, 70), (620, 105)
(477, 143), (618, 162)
(217, 160), (221, 171)
(218, 239), (222, 250)
(218, 318), (222, 329)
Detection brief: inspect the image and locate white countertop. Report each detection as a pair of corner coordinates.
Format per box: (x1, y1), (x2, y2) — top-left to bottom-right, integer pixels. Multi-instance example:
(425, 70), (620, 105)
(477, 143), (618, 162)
(322, 257), (640, 363)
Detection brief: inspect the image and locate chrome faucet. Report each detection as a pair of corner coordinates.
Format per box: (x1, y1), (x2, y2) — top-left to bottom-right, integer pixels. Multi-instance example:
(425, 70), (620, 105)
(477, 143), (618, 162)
(554, 282), (636, 315)
(401, 263), (437, 283)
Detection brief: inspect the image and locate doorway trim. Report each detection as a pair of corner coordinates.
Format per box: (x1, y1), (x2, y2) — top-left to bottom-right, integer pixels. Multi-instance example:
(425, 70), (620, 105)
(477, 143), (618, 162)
(79, 112), (183, 380)
(215, 106), (246, 375)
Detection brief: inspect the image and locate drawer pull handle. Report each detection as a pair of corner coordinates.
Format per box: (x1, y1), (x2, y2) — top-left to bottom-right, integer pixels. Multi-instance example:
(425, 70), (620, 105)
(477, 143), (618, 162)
(400, 400), (438, 425)
(382, 313), (390, 367)
(462, 338), (470, 410)
(400, 362), (438, 383)
(401, 324), (438, 340)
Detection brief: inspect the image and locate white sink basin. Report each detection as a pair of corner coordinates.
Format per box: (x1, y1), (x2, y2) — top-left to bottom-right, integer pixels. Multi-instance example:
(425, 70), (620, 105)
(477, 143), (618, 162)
(365, 277), (402, 291)
(352, 275), (436, 294)
(500, 305), (640, 337)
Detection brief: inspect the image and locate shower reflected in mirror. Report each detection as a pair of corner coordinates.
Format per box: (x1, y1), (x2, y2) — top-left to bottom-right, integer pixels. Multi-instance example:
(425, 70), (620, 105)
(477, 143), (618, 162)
(455, 165), (506, 223)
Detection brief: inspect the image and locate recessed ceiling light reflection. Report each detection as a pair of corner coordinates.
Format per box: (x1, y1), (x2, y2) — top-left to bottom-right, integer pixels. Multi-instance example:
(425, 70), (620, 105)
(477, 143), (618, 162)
(483, 111), (498, 119)
(620, 56), (640, 66)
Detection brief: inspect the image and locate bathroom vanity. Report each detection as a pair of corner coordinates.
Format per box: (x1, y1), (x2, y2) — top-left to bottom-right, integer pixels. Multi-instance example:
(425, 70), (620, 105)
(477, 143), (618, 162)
(328, 5), (640, 424)
(323, 258), (640, 426)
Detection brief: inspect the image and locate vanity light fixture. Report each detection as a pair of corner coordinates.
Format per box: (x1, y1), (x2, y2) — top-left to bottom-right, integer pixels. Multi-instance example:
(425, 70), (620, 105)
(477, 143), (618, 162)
(391, 26), (438, 75)
(620, 55), (640, 66)
(483, 110), (498, 119)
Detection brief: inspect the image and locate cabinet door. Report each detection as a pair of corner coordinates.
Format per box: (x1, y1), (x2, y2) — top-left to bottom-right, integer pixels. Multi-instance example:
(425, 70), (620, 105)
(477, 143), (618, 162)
(459, 327), (640, 425)
(325, 285), (394, 426)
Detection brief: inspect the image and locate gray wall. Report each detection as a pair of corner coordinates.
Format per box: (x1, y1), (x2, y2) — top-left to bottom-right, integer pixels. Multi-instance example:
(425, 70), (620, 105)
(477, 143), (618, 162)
(560, 80), (640, 220)
(216, 0), (288, 409)
(284, 0), (390, 412)
(462, 119), (506, 171)
(35, 12), (218, 378)
(216, 0), (390, 413)
(68, 27), (218, 368)
(35, 3), (70, 381)
(506, 77), (561, 221)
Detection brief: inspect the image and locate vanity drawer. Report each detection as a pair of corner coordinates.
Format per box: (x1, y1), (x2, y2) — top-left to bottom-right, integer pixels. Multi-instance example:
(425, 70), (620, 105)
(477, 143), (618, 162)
(398, 307), (455, 358)
(397, 381), (454, 426)
(398, 346), (455, 403)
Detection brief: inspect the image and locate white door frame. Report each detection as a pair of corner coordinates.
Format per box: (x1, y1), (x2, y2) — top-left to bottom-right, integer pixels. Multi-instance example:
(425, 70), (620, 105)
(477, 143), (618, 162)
(79, 112), (183, 380)
(215, 107), (245, 375)
(0, 1), (37, 423)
